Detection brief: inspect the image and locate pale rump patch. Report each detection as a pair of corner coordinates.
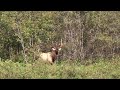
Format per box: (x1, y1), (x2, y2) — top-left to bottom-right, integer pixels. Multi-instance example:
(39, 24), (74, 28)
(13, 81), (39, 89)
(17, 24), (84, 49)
(39, 52), (53, 63)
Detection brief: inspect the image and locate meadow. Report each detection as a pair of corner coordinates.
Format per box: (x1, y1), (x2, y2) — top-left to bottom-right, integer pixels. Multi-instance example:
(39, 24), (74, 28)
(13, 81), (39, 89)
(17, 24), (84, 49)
(0, 57), (120, 79)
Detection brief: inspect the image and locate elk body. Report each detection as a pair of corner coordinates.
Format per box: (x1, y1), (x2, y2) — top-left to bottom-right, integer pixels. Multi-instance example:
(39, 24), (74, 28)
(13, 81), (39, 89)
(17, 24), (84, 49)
(38, 45), (62, 64)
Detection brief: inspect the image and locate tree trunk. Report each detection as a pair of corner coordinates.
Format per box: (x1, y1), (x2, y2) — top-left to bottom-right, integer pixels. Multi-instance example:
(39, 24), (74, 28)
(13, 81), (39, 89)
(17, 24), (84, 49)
(18, 29), (27, 63)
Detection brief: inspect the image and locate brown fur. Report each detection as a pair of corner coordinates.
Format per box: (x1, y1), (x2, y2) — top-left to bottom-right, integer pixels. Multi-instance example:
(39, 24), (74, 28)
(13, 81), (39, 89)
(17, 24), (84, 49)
(50, 48), (58, 63)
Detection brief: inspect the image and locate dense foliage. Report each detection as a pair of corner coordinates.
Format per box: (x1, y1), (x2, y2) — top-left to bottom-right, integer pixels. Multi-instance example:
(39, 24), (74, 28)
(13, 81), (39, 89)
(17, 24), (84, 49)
(0, 11), (119, 62)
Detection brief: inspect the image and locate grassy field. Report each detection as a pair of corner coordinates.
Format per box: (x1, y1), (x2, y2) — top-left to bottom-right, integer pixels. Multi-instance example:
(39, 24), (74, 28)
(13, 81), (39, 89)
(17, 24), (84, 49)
(0, 58), (120, 79)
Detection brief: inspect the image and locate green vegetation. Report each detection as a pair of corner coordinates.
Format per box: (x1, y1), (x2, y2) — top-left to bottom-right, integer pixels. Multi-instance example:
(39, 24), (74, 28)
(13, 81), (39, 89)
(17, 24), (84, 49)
(0, 58), (119, 79)
(0, 11), (120, 79)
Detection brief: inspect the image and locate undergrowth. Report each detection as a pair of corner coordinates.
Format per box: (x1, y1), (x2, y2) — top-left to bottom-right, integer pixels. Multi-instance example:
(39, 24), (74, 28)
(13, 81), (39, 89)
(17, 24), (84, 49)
(0, 58), (120, 79)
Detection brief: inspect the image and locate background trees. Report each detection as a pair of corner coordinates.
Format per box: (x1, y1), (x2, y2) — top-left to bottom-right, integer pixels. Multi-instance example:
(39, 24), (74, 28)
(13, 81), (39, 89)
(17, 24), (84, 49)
(0, 11), (119, 62)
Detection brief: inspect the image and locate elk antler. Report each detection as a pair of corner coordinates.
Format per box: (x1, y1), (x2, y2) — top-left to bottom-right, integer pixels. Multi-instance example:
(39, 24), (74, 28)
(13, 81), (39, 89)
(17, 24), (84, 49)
(58, 39), (64, 48)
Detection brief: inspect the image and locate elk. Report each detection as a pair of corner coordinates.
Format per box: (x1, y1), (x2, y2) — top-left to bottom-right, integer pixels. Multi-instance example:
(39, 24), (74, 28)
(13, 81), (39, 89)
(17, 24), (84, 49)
(38, 44), (63, 65)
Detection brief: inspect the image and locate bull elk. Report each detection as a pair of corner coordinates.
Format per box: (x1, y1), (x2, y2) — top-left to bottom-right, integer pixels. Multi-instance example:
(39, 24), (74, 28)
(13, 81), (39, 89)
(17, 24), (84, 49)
(38, 44), (63, 65)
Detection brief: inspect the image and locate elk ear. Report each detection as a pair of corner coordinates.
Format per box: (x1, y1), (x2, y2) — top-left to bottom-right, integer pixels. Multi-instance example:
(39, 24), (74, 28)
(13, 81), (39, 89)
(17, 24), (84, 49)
(58, 48), (61, 51)
(52, 47), (56, 51)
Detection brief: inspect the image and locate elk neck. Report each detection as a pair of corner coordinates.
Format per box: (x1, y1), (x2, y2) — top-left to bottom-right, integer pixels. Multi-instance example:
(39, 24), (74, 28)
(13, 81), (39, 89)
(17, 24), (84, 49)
(50, 50), (58, 62)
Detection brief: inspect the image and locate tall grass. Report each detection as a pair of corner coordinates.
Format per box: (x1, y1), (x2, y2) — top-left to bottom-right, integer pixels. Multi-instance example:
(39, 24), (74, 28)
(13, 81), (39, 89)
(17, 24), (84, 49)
(0, 58), (120, 79)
